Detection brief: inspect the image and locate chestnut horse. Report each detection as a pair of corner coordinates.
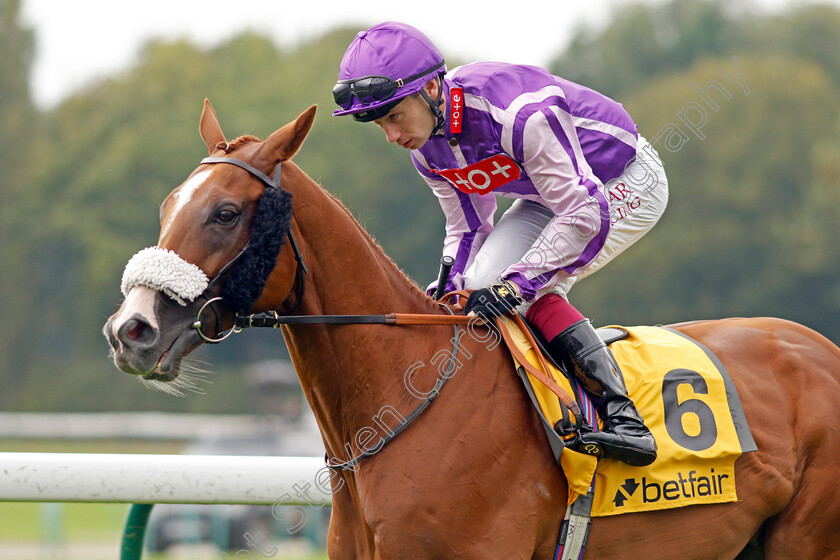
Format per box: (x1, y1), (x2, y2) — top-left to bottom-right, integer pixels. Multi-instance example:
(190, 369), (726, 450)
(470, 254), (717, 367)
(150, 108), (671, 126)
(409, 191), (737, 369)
(104, 101), (840, 559)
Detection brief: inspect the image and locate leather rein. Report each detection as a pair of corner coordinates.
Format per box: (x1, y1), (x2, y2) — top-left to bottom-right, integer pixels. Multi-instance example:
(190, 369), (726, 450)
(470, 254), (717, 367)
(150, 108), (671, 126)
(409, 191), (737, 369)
(191, 156), (476, 340)
(187, 155), (583, 471)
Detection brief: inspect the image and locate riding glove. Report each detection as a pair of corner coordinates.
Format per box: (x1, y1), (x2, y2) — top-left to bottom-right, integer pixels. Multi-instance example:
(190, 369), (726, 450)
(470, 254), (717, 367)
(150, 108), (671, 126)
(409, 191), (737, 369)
(464, 280), (524, 319)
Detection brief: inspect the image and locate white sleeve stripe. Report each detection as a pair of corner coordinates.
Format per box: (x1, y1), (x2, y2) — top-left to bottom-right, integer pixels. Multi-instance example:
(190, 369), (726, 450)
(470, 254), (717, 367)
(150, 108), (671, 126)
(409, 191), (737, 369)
(464, 92), (509, 123)
(466, 86), (571, 157)
(505, 85), (568, 115)
(464, 86), (635, 154)
(522, 110), (581, 182)
(546, 106), (589, 171)
(573, 117), (637, 146)
(412, 150), (432, 172)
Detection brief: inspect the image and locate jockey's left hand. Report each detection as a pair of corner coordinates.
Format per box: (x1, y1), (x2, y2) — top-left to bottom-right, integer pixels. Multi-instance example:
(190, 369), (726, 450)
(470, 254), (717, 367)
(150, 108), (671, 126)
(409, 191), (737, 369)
(464, 280), (524, 319)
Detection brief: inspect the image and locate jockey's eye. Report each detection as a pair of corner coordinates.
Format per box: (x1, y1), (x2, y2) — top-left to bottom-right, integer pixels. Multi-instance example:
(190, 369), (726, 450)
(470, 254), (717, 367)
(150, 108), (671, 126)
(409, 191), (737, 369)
(215, 209), (239, 225)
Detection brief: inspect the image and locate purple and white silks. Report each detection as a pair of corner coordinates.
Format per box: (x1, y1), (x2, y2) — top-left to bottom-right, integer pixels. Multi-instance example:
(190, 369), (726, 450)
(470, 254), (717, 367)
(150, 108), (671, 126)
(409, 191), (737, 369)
(411, 62), (640, 300)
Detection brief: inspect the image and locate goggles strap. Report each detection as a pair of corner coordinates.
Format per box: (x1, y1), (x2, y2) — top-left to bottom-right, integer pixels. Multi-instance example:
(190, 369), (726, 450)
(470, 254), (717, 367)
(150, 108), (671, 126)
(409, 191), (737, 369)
(335, 61), (445, 108)
(419, 78), (446, 135)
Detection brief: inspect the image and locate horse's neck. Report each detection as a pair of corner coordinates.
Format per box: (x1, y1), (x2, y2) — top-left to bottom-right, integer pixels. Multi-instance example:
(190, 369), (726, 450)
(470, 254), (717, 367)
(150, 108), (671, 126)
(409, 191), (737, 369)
(280, 165), (442, 453)
(286, 163), (435, 315)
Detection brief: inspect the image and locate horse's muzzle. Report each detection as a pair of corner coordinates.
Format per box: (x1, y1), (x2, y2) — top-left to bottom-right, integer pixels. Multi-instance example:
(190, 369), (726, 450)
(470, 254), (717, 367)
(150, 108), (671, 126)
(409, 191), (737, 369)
(104, 312), (163, 376)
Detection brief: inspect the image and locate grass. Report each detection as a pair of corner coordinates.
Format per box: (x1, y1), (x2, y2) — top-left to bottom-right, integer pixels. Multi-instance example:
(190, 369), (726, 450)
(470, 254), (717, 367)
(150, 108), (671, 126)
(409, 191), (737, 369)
(144, 551), (328, 560)
(0, 502), (329, 559)
(0, 438), (186, 454)
(0, 502), (129, 541)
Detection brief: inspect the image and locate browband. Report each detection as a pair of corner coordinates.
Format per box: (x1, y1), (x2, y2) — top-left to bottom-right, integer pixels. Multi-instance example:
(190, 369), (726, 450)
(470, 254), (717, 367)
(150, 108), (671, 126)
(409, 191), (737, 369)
(201, 157), (281, 190)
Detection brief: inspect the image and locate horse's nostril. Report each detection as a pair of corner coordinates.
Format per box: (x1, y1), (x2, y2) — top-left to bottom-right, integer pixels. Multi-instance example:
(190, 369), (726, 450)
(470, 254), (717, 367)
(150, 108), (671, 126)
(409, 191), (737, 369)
(125, 319), (144, 340)
(117, 315), (159, 349)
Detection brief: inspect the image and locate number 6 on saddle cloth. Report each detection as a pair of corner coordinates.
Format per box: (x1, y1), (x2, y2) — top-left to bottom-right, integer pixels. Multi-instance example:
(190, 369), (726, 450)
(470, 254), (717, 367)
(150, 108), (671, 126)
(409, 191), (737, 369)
(505, 318), (757, 518)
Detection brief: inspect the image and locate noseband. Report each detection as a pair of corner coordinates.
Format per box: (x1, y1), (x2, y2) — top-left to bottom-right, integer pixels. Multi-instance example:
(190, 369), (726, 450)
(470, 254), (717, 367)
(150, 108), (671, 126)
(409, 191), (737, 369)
(192, 156), (308, 343)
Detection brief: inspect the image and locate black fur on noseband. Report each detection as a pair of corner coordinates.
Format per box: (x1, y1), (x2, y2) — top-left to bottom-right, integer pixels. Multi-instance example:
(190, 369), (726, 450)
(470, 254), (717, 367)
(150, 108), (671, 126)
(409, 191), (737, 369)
(221, 186), (294, 314)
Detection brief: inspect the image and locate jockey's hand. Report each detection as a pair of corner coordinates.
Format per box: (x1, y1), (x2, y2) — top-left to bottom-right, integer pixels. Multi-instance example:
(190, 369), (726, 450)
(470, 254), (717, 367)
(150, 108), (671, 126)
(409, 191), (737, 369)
(464, 280), (524, 319)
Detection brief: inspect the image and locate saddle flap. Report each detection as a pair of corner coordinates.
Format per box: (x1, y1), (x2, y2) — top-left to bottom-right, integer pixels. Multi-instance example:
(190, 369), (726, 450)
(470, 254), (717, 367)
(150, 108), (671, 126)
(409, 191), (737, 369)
(598, 327), (629, 346)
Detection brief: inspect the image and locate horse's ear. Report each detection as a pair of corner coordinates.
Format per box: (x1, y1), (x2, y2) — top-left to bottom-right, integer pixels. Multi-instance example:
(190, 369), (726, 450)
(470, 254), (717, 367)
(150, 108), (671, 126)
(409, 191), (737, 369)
(262, 105), (317, 163)
(199, 98), (226, 154)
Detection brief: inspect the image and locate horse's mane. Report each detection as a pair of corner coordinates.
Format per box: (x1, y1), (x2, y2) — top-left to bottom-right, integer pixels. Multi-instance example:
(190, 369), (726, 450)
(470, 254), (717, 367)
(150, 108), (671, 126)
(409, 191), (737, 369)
(286, 162), (439, 311)
(216, 135), (437, 311)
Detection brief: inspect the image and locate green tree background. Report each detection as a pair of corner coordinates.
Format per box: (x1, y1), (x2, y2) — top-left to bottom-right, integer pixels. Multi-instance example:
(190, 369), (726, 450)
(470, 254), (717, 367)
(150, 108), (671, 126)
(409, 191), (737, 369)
(2, 0), (839, 411)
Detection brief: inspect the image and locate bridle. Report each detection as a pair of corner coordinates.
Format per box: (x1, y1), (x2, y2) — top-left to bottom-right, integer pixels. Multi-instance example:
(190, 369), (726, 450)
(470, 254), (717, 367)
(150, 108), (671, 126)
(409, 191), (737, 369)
(183, 154), (586, 471)
(190, 155), (466, 342)
(191, 156), (308, 344)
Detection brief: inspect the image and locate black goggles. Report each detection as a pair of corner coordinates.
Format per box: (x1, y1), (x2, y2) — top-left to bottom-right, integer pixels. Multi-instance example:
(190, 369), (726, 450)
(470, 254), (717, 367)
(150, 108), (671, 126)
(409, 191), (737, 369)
(333, 61), (445, 110)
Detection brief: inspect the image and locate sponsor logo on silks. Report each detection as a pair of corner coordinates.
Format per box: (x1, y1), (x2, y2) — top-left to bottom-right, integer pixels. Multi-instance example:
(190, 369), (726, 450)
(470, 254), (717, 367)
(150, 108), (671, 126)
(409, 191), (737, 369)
(611, 469), (731, 508)
(450, 87), (464, 134)
(433, 154), (521, 195)
(606, 181), (642, 226)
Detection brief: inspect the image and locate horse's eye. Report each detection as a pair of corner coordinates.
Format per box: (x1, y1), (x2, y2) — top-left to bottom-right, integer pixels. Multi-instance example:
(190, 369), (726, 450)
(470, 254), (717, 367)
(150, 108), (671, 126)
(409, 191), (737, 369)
(215, 209), (239, 225)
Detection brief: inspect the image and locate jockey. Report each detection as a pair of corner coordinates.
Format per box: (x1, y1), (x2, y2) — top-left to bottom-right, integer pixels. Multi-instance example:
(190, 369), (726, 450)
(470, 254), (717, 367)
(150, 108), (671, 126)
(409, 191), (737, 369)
(332, 22), (667, 467)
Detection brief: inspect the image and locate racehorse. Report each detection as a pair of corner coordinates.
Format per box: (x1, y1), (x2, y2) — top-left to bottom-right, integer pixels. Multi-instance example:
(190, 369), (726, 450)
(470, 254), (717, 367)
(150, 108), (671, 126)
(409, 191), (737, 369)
(104, 101), (840, 559)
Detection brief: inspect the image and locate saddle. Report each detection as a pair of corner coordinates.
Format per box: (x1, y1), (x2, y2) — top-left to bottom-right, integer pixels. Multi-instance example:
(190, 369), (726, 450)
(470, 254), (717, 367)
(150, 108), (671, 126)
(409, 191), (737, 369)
(494, 315), (757, 517)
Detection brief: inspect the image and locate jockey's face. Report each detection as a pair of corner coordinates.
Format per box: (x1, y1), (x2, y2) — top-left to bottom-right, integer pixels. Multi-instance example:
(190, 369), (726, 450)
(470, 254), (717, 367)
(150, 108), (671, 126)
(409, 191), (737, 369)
(374, 79), (442, 151)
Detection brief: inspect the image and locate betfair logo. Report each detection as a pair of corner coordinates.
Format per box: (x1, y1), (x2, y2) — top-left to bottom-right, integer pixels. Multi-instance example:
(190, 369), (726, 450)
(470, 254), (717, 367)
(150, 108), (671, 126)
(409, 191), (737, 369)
(612, 469), (730, 507)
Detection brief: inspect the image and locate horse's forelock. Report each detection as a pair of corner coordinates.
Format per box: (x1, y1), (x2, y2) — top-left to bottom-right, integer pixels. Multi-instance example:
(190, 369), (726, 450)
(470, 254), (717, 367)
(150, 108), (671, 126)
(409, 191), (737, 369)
(216, 135), (261, 154)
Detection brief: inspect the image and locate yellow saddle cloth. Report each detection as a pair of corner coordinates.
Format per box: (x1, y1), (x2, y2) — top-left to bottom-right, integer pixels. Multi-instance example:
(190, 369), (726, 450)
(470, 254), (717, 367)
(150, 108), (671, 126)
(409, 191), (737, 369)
(501, 321), (757, 517)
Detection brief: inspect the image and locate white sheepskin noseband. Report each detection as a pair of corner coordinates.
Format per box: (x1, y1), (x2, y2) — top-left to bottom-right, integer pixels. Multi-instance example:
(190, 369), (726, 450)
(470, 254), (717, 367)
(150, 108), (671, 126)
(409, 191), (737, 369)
(121, 247), (209, 306)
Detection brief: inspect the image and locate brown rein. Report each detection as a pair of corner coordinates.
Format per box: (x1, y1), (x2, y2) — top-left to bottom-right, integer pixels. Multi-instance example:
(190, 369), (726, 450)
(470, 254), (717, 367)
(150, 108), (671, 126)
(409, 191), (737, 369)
(245, 302), (586, 471)
(184, 155), (583, 468)
(234, 310), (473, 327)
(229, 292), (583, 420)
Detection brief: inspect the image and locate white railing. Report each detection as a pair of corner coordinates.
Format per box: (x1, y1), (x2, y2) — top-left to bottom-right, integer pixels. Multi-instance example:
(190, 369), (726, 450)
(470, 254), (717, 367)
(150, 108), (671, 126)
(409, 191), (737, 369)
(0, 452), (332, 505)
(0, 452), (333, 559)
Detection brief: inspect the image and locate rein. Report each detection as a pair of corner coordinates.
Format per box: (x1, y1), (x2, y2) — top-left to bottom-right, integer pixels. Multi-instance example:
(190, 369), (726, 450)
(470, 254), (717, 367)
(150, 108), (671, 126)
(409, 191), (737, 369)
(224, 304), (586, 470)
(235, 310), (471, 326)
(186, 155), (583, 472)
(191, 155), (466, 342)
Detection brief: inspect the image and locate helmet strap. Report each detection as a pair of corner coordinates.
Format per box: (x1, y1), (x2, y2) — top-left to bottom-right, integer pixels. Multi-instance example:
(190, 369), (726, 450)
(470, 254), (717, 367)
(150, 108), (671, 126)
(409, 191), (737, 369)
(419, 76), (446, 135)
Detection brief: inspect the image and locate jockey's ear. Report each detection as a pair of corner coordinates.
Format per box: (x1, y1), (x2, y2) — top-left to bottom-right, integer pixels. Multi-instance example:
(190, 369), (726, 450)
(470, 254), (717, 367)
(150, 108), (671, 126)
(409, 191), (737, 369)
(424, 78), (440, 98)
(199, 98), (227, 154)
(260, 105), (317, 164)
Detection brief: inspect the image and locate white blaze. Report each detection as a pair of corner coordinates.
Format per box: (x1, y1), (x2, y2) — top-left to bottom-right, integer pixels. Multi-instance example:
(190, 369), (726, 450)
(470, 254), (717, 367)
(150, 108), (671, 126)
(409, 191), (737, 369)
(161, 168), (212, 239)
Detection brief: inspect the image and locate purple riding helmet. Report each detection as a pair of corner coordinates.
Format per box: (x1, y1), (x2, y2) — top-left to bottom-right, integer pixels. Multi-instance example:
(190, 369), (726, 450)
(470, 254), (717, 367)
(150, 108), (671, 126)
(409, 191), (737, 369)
(333, 22), (447, 132)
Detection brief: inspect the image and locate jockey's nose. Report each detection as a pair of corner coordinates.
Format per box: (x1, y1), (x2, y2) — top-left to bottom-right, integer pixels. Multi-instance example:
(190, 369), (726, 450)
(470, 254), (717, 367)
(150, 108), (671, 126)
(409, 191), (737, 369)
(115, 313), (160, 352)
(380, 122), (400, 144)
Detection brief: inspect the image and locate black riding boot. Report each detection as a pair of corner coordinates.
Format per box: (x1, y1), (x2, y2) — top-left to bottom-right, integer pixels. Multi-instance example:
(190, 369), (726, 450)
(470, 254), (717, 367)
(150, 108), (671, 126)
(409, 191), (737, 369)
(550, 319), (657, 467)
